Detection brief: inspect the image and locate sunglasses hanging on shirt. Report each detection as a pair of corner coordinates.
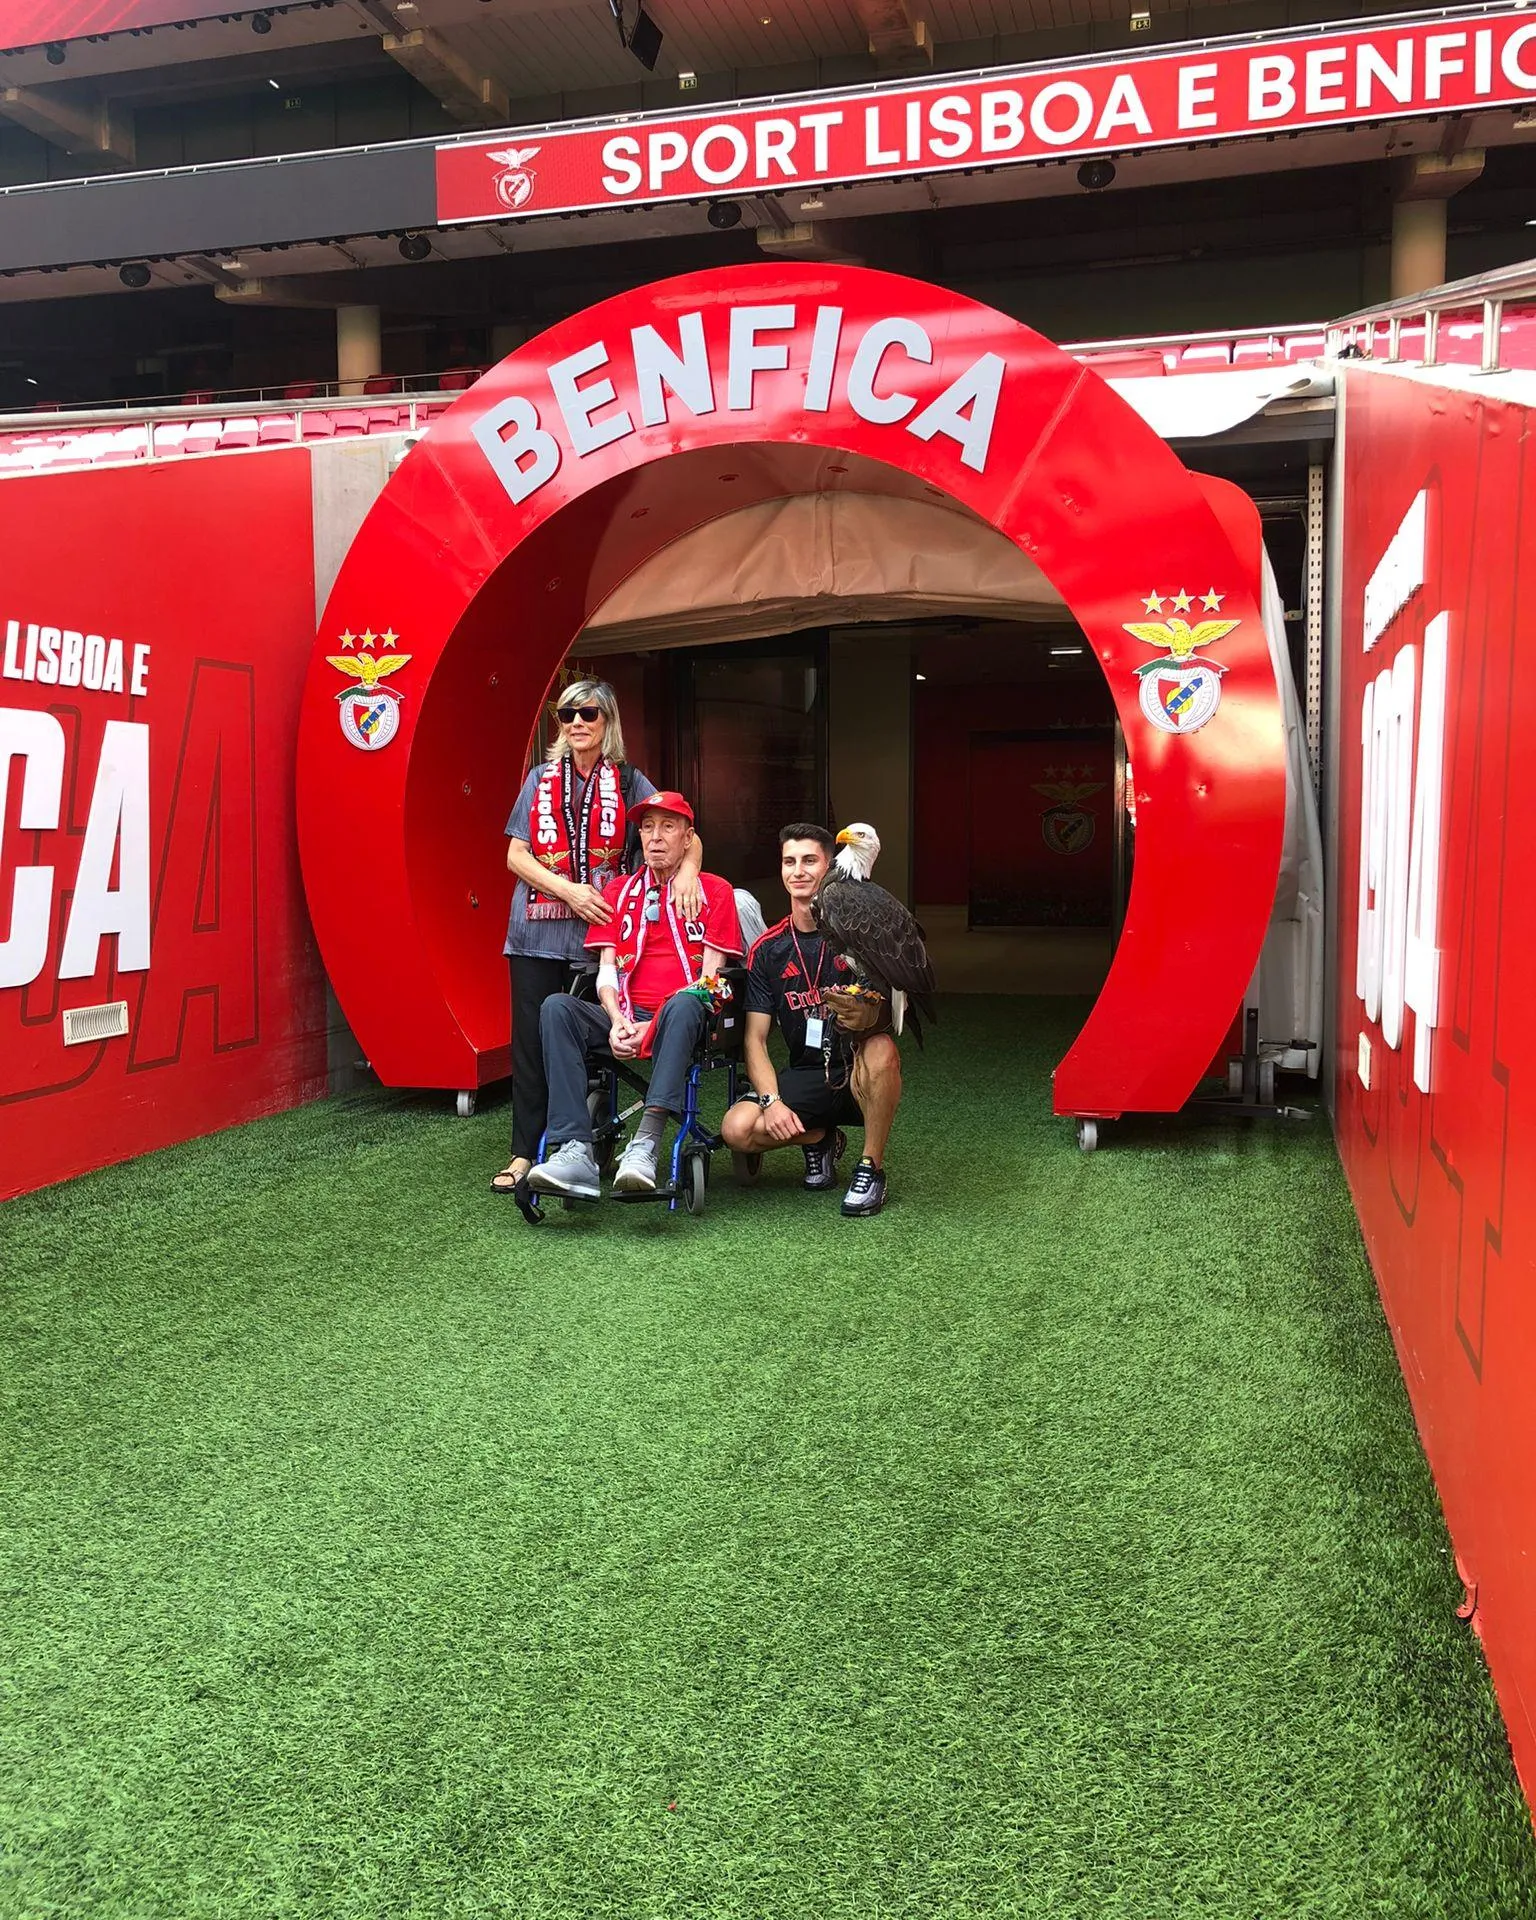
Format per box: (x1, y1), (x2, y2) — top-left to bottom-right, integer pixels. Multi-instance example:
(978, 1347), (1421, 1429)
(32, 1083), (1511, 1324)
(644, 886), (661, 924)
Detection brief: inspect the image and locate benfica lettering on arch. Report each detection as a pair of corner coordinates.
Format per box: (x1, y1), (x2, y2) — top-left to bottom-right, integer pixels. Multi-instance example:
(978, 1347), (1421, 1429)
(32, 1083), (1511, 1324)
(437, 5), (1536, 224)
(295, 263), (1287, 1120)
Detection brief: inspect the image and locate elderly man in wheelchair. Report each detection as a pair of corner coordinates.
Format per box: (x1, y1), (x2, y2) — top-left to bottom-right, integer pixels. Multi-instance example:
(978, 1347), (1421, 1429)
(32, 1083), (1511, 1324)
(525, 791), (745, 1211)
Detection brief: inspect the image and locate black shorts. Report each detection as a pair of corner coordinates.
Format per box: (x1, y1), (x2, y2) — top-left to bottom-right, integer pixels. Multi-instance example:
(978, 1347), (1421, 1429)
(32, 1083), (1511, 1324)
(769, 1064), (864, 1131)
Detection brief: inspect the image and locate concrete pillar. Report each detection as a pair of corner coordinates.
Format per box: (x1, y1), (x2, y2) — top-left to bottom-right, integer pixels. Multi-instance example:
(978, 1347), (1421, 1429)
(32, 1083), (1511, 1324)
(1389, 150), (1484, 299)
(336, 304), (382, 395)
(489, 323), (526, 363)
(1390, 198), (1447, 301)
(828, 629), (914, 904)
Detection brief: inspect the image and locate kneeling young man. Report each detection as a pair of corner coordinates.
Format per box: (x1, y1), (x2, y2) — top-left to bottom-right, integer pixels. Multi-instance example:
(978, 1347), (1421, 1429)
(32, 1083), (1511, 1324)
(528, 792), (742, 1201)
(721, 823), (902, 1218)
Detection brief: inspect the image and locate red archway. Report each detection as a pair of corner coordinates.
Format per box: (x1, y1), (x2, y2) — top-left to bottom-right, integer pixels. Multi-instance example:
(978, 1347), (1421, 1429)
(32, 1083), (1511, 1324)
(296, 263), (1285, 1120)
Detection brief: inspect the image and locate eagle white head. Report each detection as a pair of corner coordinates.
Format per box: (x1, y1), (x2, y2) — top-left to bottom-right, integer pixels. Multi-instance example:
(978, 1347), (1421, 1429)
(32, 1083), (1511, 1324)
(834, 822), (880, 881)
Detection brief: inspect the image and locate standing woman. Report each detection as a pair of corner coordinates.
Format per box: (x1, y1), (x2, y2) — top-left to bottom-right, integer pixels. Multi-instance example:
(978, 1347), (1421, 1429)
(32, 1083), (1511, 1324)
(492, 679), (705, 1197)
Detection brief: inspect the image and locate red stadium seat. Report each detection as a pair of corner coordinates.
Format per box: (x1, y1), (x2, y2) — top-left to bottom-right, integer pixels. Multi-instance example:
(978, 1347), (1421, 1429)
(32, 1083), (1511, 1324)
(301, 412), (336, 439)
(362, 375), (397, 396)
(283, 382), (322, 400)
(329, 410), (369, 437)
(259, 415), (300, 444)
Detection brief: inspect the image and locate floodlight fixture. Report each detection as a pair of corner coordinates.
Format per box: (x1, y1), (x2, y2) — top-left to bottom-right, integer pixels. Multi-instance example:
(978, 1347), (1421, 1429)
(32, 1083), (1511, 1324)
(706, 200), (742, 230)
(119, 263), (153, 289)
(1077, 158), (1116, 190)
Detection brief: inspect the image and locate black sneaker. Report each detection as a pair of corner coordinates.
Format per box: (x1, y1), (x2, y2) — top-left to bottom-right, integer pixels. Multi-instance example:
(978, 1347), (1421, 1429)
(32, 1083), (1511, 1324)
(841, 1157), (887, 1218)
(802, 1128), (847, 1191)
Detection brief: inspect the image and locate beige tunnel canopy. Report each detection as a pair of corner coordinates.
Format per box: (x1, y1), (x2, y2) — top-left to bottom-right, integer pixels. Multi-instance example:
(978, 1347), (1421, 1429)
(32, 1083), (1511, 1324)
(583, 493), (1067, 649)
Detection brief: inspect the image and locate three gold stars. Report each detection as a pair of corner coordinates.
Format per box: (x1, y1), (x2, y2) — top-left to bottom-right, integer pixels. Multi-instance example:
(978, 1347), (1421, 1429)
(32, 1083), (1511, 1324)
(336, 627), (401, 649)
(1141, 588), (1227, 614)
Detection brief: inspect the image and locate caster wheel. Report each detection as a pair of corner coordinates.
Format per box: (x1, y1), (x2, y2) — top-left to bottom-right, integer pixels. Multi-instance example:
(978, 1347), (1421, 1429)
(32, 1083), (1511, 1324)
(732, 1151), (762, 1186)
(455, 1090), (477, 1118)
(1076, 1118), (1099, 1154)
(682, 1154), (707, 1216)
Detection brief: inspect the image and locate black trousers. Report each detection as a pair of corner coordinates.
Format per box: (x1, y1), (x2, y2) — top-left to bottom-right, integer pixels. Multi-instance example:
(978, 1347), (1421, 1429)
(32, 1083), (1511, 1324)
(508, 955), (576, 1162)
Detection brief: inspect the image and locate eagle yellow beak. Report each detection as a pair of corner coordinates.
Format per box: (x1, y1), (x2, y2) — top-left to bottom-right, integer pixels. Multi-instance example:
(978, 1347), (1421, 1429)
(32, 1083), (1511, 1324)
(836, 828), (854, 844)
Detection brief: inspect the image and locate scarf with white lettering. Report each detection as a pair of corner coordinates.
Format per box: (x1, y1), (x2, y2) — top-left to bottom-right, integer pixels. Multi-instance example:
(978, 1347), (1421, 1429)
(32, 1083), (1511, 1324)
(608, 865), (696, 1053)
(525, 755), (626, 920)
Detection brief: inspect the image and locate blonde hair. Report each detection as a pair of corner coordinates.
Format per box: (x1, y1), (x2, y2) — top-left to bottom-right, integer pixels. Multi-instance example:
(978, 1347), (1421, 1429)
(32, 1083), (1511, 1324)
(550, 678), (626, 764)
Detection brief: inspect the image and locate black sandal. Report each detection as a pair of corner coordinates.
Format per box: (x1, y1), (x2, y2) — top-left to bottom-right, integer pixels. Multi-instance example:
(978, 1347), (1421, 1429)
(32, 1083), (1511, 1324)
(490, 1163), (529, 1196)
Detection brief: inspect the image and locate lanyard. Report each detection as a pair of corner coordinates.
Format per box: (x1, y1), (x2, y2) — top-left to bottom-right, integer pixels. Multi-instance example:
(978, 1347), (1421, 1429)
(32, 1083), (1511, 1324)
(789, 923), (826, 994)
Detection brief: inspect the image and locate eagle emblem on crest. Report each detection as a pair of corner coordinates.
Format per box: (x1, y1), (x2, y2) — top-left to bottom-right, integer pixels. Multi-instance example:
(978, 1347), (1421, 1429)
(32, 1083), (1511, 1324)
(488, 145), (541, 212)
(1123, 592), (1241, 736)
(326, 628), (412, 752)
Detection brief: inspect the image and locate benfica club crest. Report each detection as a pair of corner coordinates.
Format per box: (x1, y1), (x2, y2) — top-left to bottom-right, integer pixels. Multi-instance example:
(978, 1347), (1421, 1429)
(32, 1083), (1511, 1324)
(326, 628), (412, 752)
(487, 145), (540, 212)
(1123, 590), (1241, 736)
(1033, 775), (1104, 854)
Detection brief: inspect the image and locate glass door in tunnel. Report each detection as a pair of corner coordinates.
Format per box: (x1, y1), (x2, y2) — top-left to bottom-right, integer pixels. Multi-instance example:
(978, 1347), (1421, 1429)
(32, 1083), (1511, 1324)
(679, 635), (829, 910)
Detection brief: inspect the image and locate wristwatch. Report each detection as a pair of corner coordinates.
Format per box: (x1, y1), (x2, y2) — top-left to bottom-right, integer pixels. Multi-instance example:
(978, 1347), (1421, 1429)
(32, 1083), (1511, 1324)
(759, 1091), (780, 1108)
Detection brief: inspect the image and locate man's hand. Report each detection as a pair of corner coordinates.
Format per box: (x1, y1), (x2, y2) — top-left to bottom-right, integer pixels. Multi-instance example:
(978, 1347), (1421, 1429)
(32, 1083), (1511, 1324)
(670, 872), (704, 924)
(609, 1015), (647, 1059)
(763, 1099), (804, 1144)
(565, 882), (613, 926)
(825, 986), (883, 1033)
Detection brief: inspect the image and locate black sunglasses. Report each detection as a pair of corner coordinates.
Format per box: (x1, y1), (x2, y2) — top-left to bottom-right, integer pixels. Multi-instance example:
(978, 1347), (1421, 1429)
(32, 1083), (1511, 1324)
(556, 703), (603, 724)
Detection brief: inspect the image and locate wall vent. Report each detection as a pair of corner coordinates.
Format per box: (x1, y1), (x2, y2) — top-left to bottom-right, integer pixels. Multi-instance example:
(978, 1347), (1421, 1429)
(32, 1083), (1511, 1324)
(62, 1001), (130, 1046)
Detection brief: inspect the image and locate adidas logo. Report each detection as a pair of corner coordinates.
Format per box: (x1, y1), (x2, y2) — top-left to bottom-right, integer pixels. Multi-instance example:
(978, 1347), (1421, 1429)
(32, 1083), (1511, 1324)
(781, 962), (801, 980)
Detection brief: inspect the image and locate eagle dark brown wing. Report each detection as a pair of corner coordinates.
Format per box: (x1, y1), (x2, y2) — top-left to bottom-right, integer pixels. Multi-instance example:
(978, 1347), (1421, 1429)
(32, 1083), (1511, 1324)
(814, 876), (938, 1045)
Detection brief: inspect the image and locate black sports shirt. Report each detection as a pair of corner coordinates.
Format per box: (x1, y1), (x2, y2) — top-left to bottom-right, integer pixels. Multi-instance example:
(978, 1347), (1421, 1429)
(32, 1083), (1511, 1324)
(746, 916), (855, 1073)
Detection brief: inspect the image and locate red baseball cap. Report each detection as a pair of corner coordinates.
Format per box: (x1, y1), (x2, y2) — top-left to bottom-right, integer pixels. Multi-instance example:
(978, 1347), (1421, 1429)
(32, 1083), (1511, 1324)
(633, 790), (695, 826)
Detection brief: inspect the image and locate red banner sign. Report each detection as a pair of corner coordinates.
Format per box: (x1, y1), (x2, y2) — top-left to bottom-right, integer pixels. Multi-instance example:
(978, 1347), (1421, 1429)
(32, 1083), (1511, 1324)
(1333, 364), (1536, 1808)
(0, 1), (234, 47)
(0, 454), (328, 1201)
(438, 8), (1536, 224)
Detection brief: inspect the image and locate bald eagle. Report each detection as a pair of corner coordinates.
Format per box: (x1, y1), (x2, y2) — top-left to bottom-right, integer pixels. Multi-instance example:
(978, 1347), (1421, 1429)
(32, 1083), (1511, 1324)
(814, 822), (938, 1045)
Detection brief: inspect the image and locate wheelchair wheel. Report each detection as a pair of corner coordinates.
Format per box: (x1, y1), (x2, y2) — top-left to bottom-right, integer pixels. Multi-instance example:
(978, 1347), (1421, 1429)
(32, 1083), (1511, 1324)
(681, 1152), (707, 1216)
(588, 1088), (620, 1176)
(732, 1151), (762, 1186)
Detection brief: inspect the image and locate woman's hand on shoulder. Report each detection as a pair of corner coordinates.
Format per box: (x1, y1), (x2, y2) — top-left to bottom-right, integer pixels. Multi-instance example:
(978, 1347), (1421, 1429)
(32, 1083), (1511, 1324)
(671, 873), (705, 923)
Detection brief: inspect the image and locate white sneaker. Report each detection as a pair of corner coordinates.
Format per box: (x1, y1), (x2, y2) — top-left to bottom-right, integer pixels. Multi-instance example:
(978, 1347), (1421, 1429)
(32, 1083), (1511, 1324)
(613, 1136), (660, 1194)
(526, 1140), (600, 1200)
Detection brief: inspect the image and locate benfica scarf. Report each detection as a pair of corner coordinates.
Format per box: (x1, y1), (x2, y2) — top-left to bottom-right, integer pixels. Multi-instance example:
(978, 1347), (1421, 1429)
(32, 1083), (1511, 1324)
(525, 755), (626, 920)
(607, 865), (695, 1056)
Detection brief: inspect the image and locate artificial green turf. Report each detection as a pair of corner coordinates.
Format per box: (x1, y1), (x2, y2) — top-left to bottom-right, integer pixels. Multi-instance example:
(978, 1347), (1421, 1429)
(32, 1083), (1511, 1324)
(2, 997), (1534, 1920)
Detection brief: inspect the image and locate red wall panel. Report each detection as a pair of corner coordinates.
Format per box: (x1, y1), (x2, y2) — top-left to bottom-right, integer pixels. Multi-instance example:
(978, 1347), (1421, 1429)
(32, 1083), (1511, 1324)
(1334, 366), (1536, 1801)
(0, 454), (328, 1201)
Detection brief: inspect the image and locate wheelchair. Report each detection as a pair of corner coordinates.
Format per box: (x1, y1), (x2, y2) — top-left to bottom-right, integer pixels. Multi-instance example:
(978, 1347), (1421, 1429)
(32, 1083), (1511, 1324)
(517, 965), (753, 1223)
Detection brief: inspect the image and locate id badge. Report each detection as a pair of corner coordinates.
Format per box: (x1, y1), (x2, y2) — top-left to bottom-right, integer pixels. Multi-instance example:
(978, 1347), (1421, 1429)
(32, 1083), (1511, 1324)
(804, 1015), (825, 1049)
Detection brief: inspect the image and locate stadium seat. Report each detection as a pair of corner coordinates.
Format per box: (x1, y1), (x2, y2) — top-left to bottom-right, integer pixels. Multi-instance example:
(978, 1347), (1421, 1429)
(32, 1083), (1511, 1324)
(329, 410), (369, 437)
(301, 412), (336, 439)
(362, 375), (397, 396)
(259, 415), (300, 443)
(217, 418), (261, 448)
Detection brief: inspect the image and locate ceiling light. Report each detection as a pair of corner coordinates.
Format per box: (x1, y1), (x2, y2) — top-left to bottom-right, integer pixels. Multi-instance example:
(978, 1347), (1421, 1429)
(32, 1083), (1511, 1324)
(267, 77), (281, 87)
(1077, 158), (1116, 190)
(914, 673), (927, 681)
(707, 200), (742, 230)
(25, 377), (38, 386)
(251, 10), (273, 32)
(1050, 645), (1085, 656)
(398, 232), (433, 261)
(119, 263), (152, 289)
(45, 41), (66, 63)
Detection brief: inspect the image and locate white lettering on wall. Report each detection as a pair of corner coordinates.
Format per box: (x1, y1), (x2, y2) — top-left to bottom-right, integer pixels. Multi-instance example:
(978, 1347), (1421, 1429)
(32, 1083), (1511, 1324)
(1355, 490), (1446, 1094)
